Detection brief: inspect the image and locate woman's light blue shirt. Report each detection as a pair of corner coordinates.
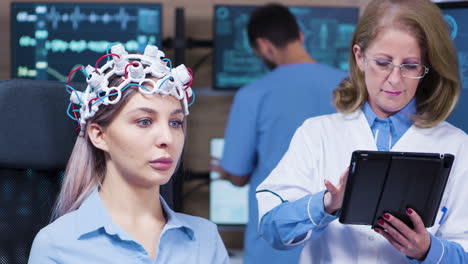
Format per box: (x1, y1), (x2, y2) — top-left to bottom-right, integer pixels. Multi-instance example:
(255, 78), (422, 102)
(28, 189), (229, 264)
(362, 98), (416, 151)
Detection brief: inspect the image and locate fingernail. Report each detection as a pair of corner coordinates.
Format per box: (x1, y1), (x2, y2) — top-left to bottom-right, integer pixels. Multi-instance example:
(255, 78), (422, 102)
(384, 213), (390, 220)
(374, 228), (380, 233)
(378, 219), (385, 226)
(406, 208), (413, 214)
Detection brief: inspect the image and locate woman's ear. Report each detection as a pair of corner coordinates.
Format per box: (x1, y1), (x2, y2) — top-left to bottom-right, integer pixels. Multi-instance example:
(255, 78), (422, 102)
(353, 44), (365, 72)
(87, 123), (109, 152)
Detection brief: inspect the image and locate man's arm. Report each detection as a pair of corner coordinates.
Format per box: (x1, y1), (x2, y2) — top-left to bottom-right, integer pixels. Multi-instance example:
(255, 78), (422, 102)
(221, 167), (250, 186)
(211, 157), (250, 186)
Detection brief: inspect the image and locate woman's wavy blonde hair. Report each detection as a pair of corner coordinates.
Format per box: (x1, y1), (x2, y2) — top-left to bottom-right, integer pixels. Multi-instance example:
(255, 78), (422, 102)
(333, 0), (460, 128)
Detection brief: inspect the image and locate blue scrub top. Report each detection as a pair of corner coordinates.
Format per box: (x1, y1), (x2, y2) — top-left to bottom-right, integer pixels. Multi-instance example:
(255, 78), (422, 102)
(28, 189), (229, 264)
(221, 62), (347, 264)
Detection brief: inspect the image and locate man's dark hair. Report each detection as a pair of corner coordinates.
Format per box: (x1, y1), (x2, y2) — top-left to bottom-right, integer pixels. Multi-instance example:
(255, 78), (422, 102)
(247, 3), (301, 49)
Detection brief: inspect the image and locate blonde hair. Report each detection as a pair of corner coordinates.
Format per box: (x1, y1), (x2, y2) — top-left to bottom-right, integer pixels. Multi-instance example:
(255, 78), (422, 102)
(333, 0), (460, 128)
(52, 84), (138, 220)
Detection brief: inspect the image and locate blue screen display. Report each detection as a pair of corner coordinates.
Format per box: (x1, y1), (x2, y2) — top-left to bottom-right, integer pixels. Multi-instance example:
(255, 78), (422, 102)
(11, 3), (162, 82)
(209, 138), (248, 226)
(439, 2), (468, 132)
(213, 5), (359, 89)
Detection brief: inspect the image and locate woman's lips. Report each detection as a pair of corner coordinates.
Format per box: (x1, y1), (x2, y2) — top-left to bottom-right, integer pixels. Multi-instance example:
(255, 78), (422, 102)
(384, 90), (403, 96)
(149, 158), (173, 171)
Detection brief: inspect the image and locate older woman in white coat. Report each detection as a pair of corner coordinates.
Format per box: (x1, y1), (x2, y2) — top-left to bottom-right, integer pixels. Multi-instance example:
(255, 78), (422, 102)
(256, 0), (468, 263)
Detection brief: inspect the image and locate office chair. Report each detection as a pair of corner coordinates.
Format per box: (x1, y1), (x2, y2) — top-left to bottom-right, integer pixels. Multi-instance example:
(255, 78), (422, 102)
(0, 79), (180, 263)
(0, 79), (77, 263)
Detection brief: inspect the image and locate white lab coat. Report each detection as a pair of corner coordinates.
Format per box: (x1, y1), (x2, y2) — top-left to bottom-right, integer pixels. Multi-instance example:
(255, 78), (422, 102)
(257, 110), (468, 264)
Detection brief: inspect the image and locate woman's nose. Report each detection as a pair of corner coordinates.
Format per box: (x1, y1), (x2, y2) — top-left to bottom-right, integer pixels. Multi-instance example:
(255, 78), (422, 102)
(387, 65), (403, 85)
(155, 124), (173, 148)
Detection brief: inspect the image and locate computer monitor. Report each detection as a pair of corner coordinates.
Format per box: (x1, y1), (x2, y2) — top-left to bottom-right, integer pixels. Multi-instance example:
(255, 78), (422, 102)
(213, 5), (359, 90)
(11, 2), (162, 82)
(438, 2), (468, 132)
(209, 138), (249, 227)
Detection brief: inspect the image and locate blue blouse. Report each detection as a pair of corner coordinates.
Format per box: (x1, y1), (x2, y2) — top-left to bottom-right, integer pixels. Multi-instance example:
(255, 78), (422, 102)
(362, 99), (416, 151)
(28, 189), (229, 264)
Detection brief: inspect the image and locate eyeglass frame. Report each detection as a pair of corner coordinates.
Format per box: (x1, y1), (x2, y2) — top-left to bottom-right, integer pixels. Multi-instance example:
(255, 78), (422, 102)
(363, 56), (430, 79)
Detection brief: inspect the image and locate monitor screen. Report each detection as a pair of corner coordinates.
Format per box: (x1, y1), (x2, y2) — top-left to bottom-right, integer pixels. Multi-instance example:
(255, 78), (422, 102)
(209, 138), (249, 226)
(438, 2), (468, 132)
(11, 3), (162, 82)
(213, 5), (359, 90)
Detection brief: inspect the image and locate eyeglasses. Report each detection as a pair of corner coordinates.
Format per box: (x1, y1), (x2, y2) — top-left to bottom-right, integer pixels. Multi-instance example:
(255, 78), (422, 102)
(363, 57), (429, 79)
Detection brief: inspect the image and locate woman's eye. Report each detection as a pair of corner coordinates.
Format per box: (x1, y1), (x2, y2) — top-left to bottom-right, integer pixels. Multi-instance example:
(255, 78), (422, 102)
(170, 120), (183, 128)
(136, 119), (152, 127)
(375, 60), (391, 68)
(403, 64), (419, 70)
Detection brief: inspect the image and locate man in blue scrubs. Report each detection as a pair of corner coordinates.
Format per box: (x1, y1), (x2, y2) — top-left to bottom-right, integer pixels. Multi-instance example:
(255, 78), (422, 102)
(214, 4), (348, 264)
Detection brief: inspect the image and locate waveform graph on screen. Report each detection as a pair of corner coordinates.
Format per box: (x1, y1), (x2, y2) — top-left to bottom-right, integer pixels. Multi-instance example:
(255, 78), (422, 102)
(11, 3), (162, 82)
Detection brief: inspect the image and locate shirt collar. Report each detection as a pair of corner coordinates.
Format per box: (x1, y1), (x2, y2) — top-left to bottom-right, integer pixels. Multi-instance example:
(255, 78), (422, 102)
(362, 98), (416, 136)
(160, 195), (195, 240)
(362, 102), (378, 126)
(75, 188), (195, 241)
(75, 188), (114, 240)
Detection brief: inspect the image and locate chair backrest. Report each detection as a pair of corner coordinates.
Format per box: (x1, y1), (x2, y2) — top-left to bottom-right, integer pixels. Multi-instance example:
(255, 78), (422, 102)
(0, 79), (77, 263)
(0, 79), (178, 263)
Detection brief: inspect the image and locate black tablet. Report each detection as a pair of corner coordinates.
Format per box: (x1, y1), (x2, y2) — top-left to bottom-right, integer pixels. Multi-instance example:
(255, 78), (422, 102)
(339, 150), (454, 228)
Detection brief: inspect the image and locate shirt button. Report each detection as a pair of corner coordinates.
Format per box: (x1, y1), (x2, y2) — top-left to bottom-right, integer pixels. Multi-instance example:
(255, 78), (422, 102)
(368, 236), (375, 241)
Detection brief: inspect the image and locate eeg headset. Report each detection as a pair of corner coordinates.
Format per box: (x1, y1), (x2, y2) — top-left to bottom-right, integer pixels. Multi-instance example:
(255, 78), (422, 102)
(65, 43), (194, 136)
